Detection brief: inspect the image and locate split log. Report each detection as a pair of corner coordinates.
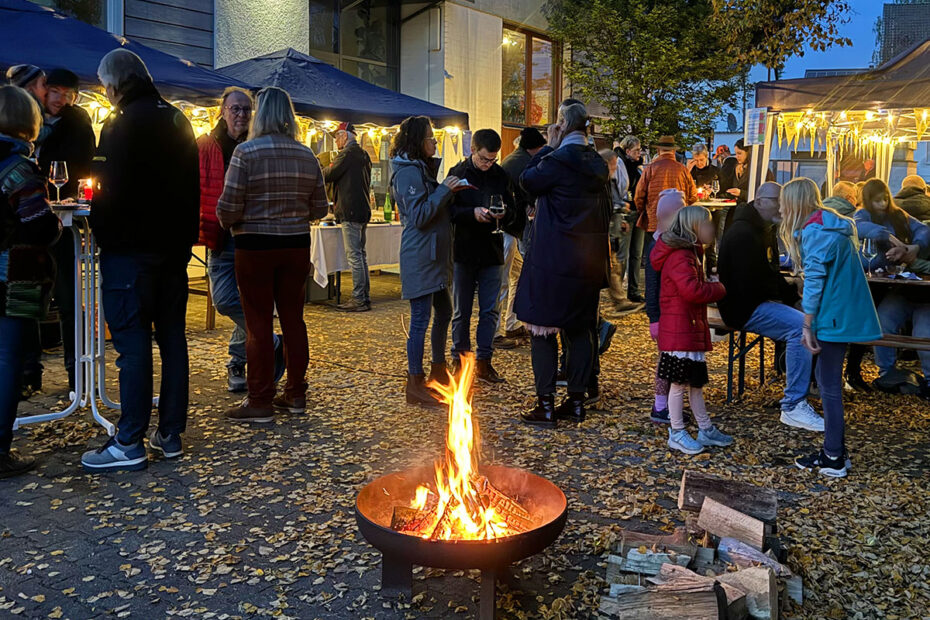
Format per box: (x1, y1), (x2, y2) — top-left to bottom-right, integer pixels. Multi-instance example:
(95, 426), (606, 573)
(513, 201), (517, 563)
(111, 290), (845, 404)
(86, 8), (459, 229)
(784, 575), (803, 604)
(718, 538), (792, 578)
(698, 497), (766, 550)
(617, 527), (697, 560)
(599, 580), (728, 619)
(649, 563), (748, 620)
(607, 548), (692, 577)
(679, 470), (778, 523)
(608, 583), (646, 597)
(717, 567), (778, 620)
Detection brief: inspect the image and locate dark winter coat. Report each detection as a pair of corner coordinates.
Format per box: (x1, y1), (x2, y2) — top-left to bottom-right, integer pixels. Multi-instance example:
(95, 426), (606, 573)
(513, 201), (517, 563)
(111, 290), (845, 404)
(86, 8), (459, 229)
(650, 239), (726, 352)
(500, 146), (534, 237)
(449, 157), (520, 267)
(894, 186), (930, 221)
(37, 104), (96, 201)
(323, 139), (371, 223)
(690, 162), (719, 188)
(616, 149), (643, 203)
(717, 203), (800, 329)
(514, 143), (610, 328)
(90, 77), (199, 257)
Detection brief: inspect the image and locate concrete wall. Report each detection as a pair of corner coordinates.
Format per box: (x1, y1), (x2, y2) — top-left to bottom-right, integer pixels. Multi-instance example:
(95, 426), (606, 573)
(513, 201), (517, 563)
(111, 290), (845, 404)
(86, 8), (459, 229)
(214, 0), (308, 68)
(400, 6), (445, 105)
(447, 0), (548, 32)
(442, 2), (502, 134)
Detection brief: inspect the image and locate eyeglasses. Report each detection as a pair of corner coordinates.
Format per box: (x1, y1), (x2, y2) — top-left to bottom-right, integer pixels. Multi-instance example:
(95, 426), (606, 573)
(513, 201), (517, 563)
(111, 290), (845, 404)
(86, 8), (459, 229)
(225, 105), (252, 117)
(425, 137), (438, 144)
(475, 154), (498, 165)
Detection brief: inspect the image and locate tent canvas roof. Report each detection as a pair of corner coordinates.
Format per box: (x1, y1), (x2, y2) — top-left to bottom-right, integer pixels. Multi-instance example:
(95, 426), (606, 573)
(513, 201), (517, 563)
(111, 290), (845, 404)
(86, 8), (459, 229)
(755, 38), (930, 113)
(218, 48), (468, 128)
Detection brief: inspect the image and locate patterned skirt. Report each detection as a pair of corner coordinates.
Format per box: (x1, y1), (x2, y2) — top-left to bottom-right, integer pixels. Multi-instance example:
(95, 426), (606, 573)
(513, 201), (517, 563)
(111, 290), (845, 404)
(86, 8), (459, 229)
(657, 351), (709, 387)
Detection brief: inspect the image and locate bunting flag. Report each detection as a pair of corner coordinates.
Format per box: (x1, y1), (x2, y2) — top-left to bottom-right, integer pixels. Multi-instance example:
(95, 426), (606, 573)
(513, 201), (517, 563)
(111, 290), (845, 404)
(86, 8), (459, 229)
(916, 108), (930, 141)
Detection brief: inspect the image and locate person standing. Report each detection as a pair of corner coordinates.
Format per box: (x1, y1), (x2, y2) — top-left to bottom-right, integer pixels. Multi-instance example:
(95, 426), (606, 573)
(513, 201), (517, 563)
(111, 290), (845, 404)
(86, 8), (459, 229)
(720, 138), (773, 204)
(324, 122), (373, 312)
(217, 87), (328, 423)
(198, 87), (284, 393)
(615, 135), (645, 302)
(37, 68), (96, 393)
(0, 85), (62, 478)
(449, 129), (520, 384)
(780, 177), (881, 477)
(518, 102), (609, 427)
(599, 148), (639, 312)
(81, 50), (199, 472)
(389, 116), (462, 406)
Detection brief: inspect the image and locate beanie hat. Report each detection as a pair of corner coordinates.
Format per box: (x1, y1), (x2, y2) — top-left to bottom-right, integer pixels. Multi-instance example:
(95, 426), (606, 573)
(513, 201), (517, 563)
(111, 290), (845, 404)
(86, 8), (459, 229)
(655, 189), (686, 237)
(6, 64), (44, 89)
(47, 68), (80, 90)
(518, 127), (546, 150)
(336, 121), (356, 134)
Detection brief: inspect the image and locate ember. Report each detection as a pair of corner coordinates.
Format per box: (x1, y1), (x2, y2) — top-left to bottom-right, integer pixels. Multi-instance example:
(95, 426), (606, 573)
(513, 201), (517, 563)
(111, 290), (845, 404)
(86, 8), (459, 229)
(390, 353), (531, 540)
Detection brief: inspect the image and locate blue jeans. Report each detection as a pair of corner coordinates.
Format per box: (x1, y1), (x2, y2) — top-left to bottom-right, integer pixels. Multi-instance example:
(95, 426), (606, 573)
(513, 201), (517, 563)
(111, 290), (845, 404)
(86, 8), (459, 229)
(451, 263), (503, 361)
(816, 340), (847, 457)
(874, 292), (930, 377)
(743, 301), (813, 408)
(208, 236), (247, 368)
(0, 316), (27, 454)
(342, 222), (370, 304)
(100, 251), (189, 446)
(407, 289), (452, 375)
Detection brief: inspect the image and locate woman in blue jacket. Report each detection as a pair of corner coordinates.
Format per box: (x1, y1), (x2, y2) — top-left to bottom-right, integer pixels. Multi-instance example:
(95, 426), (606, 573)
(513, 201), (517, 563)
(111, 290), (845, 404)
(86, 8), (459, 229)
(779, 177), (881, 478)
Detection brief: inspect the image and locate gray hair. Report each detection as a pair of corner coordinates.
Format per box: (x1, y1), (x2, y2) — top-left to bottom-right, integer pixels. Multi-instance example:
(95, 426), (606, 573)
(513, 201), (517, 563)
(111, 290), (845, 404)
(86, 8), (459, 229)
(692, 142), (708, 156)
(619, 135), (640, 151)
(598, 148), (618, 162)
(249, 86), (298, 141)
(558, 102), (588, 133)
(97, 49), (152, 93)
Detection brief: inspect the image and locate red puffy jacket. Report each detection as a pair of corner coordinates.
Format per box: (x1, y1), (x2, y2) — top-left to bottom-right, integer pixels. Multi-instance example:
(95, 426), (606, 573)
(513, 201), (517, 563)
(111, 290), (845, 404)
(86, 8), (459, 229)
(650, 238), (726, 352)
(197, 133), (224, 250)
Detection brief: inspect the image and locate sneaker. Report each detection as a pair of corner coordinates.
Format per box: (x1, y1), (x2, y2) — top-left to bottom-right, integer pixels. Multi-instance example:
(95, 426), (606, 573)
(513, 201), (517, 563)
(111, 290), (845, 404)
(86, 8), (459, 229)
(225, 401), (274, 423)
(81, 438), (148, 472)
(227, 365), (247, 393)
(780, 401), (825, 432)
(273, 335), (286, 384)
(0, 450), (36, 479)
(598, 320), (617, 355)
(336, 298), (371, 312)
(795, 449), (847, 478)
(844, 372), (872, 392)
(667, 428), (704, 455)
(697, 425), (734, 447)
(492, 335), (518, 350)
(505, 326), (529, 340)
(273, 394), (306, 414)
(476, 359), (505, 384)
(148, 430), (183, 459)
(650, 406), (670, 424)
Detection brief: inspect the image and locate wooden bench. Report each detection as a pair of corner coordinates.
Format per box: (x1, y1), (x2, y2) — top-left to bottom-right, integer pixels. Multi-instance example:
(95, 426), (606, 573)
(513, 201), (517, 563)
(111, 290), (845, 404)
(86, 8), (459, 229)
(188, 251), (216, 330)
(863, 334), (930, 351)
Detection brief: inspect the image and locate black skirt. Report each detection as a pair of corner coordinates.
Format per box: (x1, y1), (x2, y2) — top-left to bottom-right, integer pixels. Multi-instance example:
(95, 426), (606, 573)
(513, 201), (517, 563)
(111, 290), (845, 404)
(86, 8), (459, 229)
(657, 352), (709, 387)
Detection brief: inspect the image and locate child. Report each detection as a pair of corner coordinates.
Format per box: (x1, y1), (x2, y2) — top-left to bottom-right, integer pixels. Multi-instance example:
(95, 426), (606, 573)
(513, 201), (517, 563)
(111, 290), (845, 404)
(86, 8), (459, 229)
(779, 178), (881, 477)
(645, 189), (685, 424)
(650, 205), (730, 454)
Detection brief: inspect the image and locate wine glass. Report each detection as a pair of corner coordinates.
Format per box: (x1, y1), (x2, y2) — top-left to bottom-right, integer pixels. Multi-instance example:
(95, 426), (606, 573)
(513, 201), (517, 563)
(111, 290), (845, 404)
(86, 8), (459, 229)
(489, 194), (505, 235)
(50, 161), (68, 203)
(861, 238), (877, 277)
(711, 179), (720, 198)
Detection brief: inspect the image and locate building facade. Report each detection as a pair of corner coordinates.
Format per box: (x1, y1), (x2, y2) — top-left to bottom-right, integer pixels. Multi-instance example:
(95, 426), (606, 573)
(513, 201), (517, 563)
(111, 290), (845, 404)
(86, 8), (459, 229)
(879, 2), (930, 65)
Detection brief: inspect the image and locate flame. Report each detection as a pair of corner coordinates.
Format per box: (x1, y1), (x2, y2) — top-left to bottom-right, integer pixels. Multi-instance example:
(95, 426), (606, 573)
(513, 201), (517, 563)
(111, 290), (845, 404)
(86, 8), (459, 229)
(406, 353), (517, 540)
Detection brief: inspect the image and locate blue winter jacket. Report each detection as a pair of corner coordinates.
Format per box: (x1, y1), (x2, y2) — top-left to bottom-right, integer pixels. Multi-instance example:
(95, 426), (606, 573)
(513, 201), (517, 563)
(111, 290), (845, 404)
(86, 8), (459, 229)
(798, 209), (881, 343)
(853, 208), (930, 271)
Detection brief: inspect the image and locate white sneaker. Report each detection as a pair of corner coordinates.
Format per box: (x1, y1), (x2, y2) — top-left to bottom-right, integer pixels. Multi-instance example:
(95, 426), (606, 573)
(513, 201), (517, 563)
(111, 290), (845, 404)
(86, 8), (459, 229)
(780, 400), (825, 432)
(668, 428), (704, 455)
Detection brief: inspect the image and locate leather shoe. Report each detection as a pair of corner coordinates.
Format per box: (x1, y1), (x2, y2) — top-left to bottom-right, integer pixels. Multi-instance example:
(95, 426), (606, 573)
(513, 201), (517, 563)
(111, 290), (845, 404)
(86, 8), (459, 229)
(555, 392), (586, 423)
(406, 373), (442, 407)
(521, 394), (556, 428)
(476, 359), (505, 384)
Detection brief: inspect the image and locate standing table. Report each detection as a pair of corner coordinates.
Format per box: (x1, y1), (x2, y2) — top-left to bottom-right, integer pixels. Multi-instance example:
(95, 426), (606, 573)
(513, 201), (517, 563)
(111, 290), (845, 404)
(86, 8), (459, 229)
(310, 222), (402, 302)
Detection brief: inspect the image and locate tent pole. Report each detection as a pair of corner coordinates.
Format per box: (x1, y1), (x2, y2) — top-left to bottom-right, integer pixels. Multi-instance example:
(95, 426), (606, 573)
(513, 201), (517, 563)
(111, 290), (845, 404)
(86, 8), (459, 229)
(759, 112), (775, 187)
(825, 136), (835, 198)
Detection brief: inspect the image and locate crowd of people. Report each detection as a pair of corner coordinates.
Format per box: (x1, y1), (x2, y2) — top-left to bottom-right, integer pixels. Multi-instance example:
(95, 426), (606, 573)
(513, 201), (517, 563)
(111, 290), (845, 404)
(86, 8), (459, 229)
(2, 49), (929, 482)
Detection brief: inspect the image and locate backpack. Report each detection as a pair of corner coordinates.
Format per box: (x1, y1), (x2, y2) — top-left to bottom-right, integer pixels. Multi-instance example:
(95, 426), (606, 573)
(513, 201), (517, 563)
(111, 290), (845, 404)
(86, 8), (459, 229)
(0, 154), (25, 252)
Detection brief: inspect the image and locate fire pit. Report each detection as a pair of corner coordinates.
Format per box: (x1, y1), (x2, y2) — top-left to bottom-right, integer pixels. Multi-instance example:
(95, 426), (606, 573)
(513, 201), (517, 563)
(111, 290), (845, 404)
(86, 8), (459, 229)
(355, 355), (567, 619)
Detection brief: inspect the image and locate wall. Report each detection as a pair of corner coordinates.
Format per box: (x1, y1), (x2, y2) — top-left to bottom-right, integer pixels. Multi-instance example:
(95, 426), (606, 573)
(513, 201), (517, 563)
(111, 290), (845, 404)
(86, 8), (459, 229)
(123, 0), (213, 67)
(448, 0), (547, 32)
(400, 6), (445, 105)
(214, 0), (309, 68)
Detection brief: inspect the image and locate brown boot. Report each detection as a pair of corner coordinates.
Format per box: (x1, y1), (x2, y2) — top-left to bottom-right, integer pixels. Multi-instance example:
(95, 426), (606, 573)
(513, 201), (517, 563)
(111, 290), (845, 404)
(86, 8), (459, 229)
(427, 362), (451, 387)
(406, 373), (441, 408)
(225, 400), (274, 423)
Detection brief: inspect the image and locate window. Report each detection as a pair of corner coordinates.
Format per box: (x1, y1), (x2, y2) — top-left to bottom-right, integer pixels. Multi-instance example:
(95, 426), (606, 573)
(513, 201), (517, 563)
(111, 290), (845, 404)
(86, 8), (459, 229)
(501, 27), (559, 128)
(309, 0), (400, 91)
(34, 0), (106, 28)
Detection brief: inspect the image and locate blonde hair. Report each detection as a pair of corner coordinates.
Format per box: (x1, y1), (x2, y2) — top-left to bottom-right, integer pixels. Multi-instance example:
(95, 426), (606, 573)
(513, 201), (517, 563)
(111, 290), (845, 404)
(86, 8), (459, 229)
(901, 174), (927, 191)
(661, 205), (711, 249)
(249, 87), (298, 141)
(831, 180), (858, 204)
(0, 85), (42, 141)
(778, 177), (847, 274)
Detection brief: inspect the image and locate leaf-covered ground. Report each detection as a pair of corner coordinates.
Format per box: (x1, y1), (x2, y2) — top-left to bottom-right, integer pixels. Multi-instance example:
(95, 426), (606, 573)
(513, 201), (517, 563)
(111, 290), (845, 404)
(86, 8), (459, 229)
(1, 274), (928, 619)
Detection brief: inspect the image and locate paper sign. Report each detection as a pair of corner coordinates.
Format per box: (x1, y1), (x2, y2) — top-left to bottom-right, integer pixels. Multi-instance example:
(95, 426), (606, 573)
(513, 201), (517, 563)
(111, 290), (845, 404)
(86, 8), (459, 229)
(744, 107), (768, 146)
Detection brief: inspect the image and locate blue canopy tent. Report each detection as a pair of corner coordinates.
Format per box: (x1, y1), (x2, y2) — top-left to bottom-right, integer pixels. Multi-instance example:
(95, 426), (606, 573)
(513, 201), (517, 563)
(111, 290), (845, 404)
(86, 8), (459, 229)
(218, 48), (468, 128)
(0, 0), (249, 104)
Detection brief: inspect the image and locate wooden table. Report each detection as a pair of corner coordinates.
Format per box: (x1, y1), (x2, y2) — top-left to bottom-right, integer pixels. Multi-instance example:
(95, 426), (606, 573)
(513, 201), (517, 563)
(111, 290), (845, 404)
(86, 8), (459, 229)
(866, 273), (930, 287)
(694, 199), (737, 210)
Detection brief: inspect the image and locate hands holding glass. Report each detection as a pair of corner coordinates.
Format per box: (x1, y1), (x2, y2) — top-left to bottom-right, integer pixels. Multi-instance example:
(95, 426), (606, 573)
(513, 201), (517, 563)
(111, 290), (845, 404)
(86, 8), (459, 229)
(488, 194), (506, 234)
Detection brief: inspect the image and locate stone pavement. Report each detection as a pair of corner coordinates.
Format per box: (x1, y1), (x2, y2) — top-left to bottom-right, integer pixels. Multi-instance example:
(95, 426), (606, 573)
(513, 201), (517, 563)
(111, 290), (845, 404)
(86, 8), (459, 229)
(1, 274), (929, 619)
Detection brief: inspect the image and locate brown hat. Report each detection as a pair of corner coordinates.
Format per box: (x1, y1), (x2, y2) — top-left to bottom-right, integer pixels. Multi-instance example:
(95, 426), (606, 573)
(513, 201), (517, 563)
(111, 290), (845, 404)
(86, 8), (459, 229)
(655, 135), (677, 148)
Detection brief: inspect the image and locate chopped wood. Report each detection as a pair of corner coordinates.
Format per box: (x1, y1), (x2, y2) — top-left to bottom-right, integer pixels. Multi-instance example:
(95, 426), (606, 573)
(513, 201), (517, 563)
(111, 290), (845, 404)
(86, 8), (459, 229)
(784, 575), (803, 605)
(617, 527), (697, 561)
(390, 506), (436, 532)
(679, 470), (778, 523)
(599, 580), (728, 619)
(608, 583), (646, 597)
(473, 475), (533, 532)
(718, 538), (792, 578)
(698, 497), (766, 550)
(649, 563), (748, 620)
(607, 549), (692, 576)
(717, 567), (778, 620)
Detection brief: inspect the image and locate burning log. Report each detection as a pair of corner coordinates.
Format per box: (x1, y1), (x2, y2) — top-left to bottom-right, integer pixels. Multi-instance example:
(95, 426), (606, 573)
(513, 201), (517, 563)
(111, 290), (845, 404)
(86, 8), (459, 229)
(473, 475), (533, 533)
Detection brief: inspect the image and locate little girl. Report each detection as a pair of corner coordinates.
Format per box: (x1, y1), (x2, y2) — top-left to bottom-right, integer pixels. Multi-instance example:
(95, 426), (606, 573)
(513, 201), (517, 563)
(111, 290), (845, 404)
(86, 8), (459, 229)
(650, 206), (731, 454)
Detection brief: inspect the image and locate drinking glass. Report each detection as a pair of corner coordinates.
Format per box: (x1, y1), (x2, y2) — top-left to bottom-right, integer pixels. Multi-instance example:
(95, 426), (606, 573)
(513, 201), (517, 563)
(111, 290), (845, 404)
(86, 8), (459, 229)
(489, 194), (505, 235)
(861, 238), (877, 277)
(711, 179), (720, 197)
(50, 161), (69, 203)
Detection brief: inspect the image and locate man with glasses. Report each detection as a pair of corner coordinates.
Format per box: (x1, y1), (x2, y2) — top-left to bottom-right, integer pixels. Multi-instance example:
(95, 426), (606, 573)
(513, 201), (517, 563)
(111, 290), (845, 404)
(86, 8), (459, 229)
(198, 87), (283, 393)
(448, 129), (521, 384)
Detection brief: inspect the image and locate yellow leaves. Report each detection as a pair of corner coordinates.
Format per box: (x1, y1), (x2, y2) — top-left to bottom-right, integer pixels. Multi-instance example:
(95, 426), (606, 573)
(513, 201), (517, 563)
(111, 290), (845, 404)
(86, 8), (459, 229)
(48, 608), (63, 619)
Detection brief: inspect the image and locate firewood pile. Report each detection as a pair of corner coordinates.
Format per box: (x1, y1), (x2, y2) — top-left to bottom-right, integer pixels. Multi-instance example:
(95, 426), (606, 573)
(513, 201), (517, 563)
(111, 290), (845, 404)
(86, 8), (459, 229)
(598, 470), (803, 619)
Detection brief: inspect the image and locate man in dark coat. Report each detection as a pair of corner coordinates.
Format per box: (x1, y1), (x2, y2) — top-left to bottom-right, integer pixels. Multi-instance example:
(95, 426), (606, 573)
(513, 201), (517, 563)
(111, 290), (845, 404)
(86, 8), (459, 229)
(36, 68), (96, 391)
(83, 50), (199, 472)
(717, 182), (824, 432)
(517, 102), (609, 427)
(449, 129), (520, 384)
(324, 122), (373, 311)
(895, 175), (930, 222)
(614, 135), (645, 301)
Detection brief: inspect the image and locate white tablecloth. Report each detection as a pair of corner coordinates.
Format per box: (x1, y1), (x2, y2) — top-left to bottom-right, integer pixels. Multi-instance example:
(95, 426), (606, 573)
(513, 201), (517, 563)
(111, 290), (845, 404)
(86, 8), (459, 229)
(310, 223), (403, 287)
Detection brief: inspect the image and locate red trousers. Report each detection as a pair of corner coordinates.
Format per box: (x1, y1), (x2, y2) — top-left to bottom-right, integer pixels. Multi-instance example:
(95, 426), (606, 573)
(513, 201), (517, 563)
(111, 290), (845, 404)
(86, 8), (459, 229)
(235, 247), (310, 408)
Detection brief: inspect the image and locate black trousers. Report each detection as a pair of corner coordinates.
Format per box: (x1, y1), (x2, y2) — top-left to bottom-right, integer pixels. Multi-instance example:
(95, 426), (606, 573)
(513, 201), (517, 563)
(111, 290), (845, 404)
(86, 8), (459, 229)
(532, 323), (596, 396)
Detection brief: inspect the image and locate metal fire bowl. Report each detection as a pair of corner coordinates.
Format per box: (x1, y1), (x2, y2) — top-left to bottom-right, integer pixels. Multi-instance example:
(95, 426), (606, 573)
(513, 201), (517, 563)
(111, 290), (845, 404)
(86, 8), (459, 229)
(356, 464), (568, 570)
